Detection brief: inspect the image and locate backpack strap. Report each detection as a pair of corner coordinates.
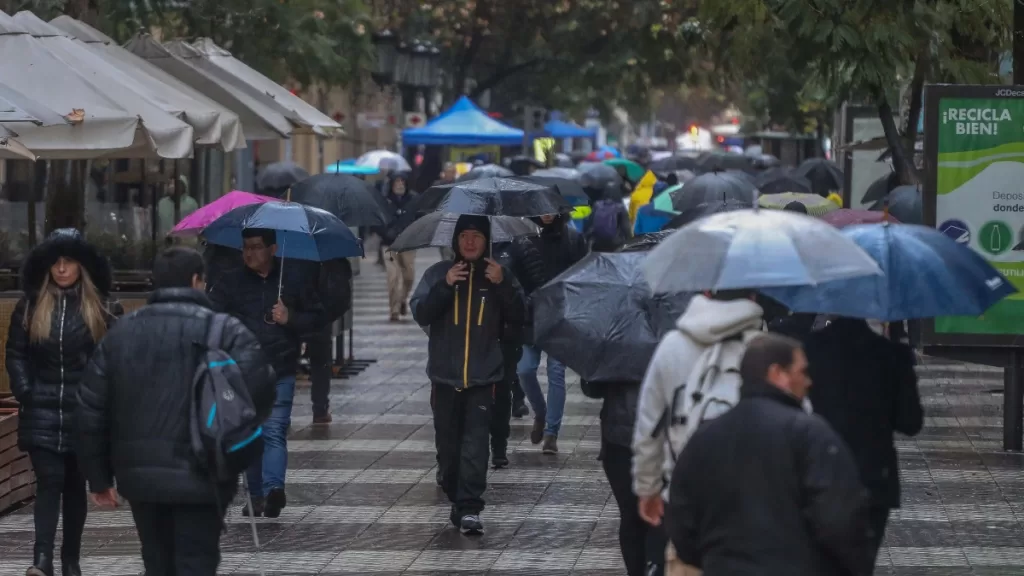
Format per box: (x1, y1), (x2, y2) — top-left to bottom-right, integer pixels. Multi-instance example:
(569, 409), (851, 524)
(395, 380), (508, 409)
(206, 313), (228, 351)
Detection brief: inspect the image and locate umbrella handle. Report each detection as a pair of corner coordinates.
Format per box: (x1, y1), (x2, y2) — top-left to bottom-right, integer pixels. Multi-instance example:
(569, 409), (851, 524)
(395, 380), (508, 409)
(278, 236), (286, 301)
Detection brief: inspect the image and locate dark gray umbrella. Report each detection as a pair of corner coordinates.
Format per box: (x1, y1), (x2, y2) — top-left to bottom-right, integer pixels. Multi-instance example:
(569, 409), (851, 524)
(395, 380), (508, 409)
(576, 162), (623, 201)
(288, 173), (391, 227)
(754, 171), (813, 195)
(416, 176), (570, 217)
(669, 171), (757, 213)
(861, 171), (900, 205)
(649, 154), (699, 173)
(751, 154), (781, 170)
(794, 158), (843, 197)
(870, 185), (922, 224)
(389, 212), (538, 252)
(665, 198), (753, 229)
(257, 162), (310, 193)
(456, 163), (513, 181)
(532, 250), (694, 382)
(696, 152), (751, 173)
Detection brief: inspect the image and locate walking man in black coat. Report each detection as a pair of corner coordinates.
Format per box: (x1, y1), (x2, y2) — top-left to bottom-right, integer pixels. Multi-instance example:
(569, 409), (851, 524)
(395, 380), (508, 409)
(411, 215), (525, 535)
(76, 247), (276, 576)
(667, 333), (874, 576)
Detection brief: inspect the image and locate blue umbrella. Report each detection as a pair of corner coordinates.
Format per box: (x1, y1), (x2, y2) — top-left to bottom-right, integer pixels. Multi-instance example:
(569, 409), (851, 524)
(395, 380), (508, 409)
(326, 160), (378, 175)
(761, 223), (1017, 321)
(204, 201), (363, 262)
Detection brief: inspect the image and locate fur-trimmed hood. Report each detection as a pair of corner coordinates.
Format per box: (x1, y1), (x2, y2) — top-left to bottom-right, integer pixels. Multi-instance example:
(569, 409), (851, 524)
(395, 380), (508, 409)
(21, 228), (112, 297)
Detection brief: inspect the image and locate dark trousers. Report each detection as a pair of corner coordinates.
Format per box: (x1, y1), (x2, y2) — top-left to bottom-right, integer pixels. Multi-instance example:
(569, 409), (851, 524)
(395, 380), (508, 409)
(491, 347), (522, 457)
(602, 441), (649, 576)
(432, 382), (493, 517)
(131, 501), (226, 576)
(868, 506), (891, 563)
(28, 450), (87, 561)
(306, 325), (333, 415)
(646, 521), (667, 576)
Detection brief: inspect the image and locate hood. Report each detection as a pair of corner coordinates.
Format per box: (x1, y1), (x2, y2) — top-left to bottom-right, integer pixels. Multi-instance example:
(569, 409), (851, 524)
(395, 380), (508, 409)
(21, 228), (113, 298)
(676, 294), (763, 345)
(451, 214), (491, 260)
(532, 214), (567, 235)
(386, 172), (411, 196)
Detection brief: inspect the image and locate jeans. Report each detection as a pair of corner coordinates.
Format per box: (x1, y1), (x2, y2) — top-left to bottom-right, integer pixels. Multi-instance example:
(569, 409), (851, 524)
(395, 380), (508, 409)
(131, 501), (226, 576)
(432, 383), (493, 517)
(306, 326), (333, 415)
(602, 441), (648, 576)
(246, 376), (296, 497)
(517, 345), (566, 436)
(28, 450), (87, 562)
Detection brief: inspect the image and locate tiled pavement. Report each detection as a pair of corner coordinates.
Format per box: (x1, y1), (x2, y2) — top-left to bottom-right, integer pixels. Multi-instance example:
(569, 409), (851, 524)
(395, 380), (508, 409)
(4, 252), (1024, 574)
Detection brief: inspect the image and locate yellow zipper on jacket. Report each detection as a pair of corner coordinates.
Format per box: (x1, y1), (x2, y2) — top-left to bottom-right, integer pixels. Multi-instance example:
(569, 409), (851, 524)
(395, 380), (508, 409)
(477, 296), (486, 326)
(463, 264), (474, 389)
(454, 285), (459, 325)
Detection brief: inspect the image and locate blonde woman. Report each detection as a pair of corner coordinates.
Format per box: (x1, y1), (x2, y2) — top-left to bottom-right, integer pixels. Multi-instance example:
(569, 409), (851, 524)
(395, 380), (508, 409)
(6, 229), (122, 576)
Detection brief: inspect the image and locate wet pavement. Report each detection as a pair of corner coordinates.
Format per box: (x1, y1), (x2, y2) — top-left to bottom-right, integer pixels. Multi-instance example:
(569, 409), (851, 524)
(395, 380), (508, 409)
(2, 251), (1024, 574)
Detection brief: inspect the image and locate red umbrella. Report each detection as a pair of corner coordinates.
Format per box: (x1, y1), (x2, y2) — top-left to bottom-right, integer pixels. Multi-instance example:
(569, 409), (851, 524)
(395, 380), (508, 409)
(821, 208), (900, 228)
(585, 150), (617, 161)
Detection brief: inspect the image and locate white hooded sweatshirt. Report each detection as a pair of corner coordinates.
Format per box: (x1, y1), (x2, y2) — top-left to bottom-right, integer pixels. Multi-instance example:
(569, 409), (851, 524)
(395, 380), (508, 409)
(631, 294), (764, 502)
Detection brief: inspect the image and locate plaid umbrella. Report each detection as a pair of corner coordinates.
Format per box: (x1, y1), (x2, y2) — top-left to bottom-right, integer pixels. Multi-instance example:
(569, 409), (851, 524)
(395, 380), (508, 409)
(758, 192), (840, 217)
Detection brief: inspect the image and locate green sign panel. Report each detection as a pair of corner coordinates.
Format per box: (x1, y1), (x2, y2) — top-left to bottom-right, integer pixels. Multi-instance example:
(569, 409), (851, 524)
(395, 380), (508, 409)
(935, 95), (1024, 334)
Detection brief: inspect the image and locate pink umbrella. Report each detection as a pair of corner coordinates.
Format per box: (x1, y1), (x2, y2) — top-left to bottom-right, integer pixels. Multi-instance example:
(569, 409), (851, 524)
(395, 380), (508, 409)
(170, 190), (279, 236)
(821, 208), (900, 228)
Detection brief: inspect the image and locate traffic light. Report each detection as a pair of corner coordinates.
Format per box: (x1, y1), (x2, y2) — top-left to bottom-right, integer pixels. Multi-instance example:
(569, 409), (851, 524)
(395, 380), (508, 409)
(524, 106), (547, 133)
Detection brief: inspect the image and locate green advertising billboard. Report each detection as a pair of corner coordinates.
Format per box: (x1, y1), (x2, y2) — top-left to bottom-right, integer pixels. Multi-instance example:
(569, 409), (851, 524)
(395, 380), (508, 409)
(928, 86), (1024, 339)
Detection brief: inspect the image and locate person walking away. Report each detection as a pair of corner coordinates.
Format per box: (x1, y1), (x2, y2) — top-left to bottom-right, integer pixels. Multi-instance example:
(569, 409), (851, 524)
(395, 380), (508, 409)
(75, 247), (276, 576)
(381, 174), (418, 322)
(588, 189), (631, 253)
(516, 214), (588, 453)
(6, 229), (123, 576)
(632, 291), (763, 576)
(306, 258), (352, 424)
(666, 333), (874, 576)
(209, 228), (326, 518)
(410, 216), (525, 535)
(802, 317), (923, 561)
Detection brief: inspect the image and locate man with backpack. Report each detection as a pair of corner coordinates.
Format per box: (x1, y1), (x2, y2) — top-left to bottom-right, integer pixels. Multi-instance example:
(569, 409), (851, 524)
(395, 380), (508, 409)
(631, 290), (764, 575)
(588, 190), (632, 252)
(75, 247), (276, 576)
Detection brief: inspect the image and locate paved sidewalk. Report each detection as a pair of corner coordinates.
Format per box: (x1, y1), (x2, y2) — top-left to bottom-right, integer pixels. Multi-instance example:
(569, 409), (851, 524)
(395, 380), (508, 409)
(2, 251), (1024, 575)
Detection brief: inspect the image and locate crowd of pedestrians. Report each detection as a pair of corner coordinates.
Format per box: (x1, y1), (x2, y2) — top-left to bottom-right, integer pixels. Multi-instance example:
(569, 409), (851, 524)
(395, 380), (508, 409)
(5, 156), (925, 576)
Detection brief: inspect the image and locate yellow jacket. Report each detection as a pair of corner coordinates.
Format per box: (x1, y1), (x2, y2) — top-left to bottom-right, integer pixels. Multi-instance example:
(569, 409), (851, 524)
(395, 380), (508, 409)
(628, 170), (657, 225)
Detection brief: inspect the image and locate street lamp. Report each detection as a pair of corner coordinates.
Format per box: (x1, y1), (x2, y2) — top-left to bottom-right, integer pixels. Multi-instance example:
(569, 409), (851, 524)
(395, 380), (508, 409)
(406, 40), (430, 88)
(371, 29), (397, 86)
(392, 41), (412, 87)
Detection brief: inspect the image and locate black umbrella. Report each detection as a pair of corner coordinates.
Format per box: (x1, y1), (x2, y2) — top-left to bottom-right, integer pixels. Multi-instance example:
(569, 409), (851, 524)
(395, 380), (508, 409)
(508, 155), (545, 176)
(456, 163), (514, 181)
(869, 185), (922, 224)
(668, 171), (757, 213)
(510, 175), (587, 202)
(649, 154), (699, 173)
(621, 230), (675, 251)
(534, 167), (581, 180)
(576, 162), (623, 201)
(665, 198), (753, 230)
(750, 154), (781, 170)
(794, 158), (843, 197)
(532, 250), (694, 382)
(389, 212), (538, 252)
(288, 174), (391, 227)
(754, 171), (813, 195)
(256, 161), (310, 193)
(861, 171), (900, 205)
(696, 152), (752, 173)
(417, 176), (570, 217)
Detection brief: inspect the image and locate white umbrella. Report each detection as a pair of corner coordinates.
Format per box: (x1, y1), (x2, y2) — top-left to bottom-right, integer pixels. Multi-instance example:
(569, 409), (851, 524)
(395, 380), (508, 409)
(12, 11), (194, 159)
(49, 15), (245, 151)
(642, 209), (882, 293)
(356, 150), (411, 172)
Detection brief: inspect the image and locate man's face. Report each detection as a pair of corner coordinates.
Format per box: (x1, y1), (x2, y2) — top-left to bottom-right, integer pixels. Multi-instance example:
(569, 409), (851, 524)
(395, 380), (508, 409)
(457, 230), (486, 262)
(242, 237), (276, 272)
(540, 214), (555, 225)
(442, 167), (456, 181)
(769, 349), (811, 400)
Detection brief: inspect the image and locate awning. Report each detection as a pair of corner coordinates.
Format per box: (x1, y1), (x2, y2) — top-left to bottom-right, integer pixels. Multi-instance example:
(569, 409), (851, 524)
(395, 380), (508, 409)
(0, 81), (67, 126)
(403, 96), (524, 146)
(543, 118), (596, 139)
(49, 15), (246, 151)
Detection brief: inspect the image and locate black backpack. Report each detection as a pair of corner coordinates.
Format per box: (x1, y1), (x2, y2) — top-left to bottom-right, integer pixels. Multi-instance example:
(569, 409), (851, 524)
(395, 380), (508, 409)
(189, 313), (263, 482)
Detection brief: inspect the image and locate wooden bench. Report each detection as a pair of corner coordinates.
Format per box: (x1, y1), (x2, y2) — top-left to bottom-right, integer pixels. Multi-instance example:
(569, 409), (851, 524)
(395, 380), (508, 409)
(0, 411), (33, 515)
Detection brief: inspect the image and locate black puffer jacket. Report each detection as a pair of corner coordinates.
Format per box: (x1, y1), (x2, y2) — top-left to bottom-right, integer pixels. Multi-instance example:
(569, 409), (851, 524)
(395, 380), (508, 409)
(381, 179), (419, 246)
(599, 381), (640, 448)
(525, 216), (589, 286)
(208, 262), (325, 377)
(75, 289), (276, 503)
(6, 229), (122, 453)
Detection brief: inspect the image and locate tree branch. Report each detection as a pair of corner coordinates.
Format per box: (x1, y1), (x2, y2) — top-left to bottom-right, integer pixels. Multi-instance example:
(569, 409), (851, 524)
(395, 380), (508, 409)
(876, 91), (920, 185)
(469, 58), (545, 97)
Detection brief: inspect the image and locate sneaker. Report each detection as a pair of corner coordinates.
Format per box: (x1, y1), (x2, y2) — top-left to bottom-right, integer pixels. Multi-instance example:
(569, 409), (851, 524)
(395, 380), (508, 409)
(542, 434), (558, 454)
(511, 399), (529, 419)
(400, 302), (408, 316)
(312, 411), (333, 424)
(263, 488), (287, 518)
(530, 417), (545, 444)
(242, 496), (264, 518)
(492, 454), (509, 469)
(460, 515), (484, 535)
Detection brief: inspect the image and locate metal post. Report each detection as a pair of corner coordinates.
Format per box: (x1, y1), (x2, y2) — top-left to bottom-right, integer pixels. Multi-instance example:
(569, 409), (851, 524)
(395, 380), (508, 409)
(1015, 0), (1024, 84)
(1003, 349), (1024, 451)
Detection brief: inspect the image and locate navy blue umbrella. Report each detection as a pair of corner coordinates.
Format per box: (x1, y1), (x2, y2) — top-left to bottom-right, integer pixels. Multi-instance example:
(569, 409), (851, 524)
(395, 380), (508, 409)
(761, 223), (1017, 321)
(204, 201), (363, 262)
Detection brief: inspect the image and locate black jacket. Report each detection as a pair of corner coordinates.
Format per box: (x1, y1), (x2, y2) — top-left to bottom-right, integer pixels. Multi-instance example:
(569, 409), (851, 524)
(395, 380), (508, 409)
(594, 380), (640, 448)
(75, 289), (276, 504)
(411, 260), (525, 389)
(527, 217), (589, 286)
(208, 262), (326, 377)
(668, 380), (874, 576)
(6, 229), (122, 453)
(804, 318), (923, 509)
(381, 188), (419, 246)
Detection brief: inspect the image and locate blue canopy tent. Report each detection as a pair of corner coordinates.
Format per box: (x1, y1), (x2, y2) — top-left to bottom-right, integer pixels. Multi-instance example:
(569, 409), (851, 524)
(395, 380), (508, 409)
(543, 118), (596, 139)
(402, 96), (524, 146)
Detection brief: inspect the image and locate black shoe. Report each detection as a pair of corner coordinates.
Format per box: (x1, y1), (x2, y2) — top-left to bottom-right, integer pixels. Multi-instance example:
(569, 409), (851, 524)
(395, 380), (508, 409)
(26, 550), (53, 576)
(264, 488), (287, 518)
(460, 514), (484, 535)
(512, 399), (529, 419)
(530, 417), (545, 444)
(242, 496), (264, 517)
(60, 560), (82, 576)
(492, 454), (509, 469)
(312, 411), (333, 424)
(449, 506), (459, 527)
(436, 468), (444, 487)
